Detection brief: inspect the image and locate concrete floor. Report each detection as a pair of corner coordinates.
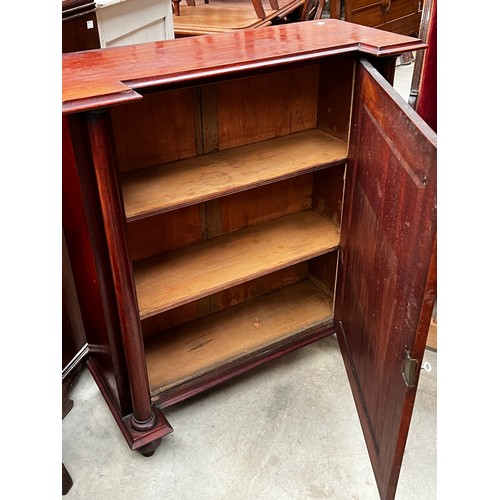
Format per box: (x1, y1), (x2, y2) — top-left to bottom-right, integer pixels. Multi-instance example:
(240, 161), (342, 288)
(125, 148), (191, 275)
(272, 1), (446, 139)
(62, 61), (437, 499)
(63, 336), (436, 500)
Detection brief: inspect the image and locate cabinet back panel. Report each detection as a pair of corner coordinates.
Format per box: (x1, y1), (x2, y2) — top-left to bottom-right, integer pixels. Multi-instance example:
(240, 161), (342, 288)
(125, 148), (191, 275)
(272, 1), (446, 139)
(111, 88), (198, 172)
(128, 166), (344, 262)
(216, 65), (320, 150)
(111, 60), (353, 174)
(127, 176), (312, 261)
(126, 204), (203, 262)
(220, 175), (313, 233)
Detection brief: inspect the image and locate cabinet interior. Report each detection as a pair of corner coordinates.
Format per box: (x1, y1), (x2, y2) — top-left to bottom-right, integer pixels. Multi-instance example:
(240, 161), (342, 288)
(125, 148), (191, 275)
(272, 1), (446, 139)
(110, 56), (355, 406)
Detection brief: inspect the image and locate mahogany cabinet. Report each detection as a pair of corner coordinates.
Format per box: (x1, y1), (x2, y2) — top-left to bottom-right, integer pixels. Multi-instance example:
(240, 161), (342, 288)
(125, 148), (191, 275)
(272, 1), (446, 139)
(62, 19), (436, 500)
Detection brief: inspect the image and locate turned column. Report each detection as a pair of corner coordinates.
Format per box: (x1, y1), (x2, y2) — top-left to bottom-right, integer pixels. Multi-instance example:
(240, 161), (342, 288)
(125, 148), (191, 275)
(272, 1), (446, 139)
(84, 109), (157, 433)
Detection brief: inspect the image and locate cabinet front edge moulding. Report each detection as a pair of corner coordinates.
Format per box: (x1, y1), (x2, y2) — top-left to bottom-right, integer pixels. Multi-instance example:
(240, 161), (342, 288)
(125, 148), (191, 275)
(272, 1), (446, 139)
(62, 19), (426, 112)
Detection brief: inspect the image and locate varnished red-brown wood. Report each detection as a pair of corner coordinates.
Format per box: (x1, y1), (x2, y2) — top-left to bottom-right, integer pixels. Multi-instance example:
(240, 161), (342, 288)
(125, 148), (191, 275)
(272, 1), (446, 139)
(62, 19), (426, 112)
(62, 0), (100, 54)
(334, 59), (436, 500)
(412, 0), (436, 131)
(84, 109), (156, 425)
(62, 230), (86, 370)
(63, 115), (133, 416)
(344, 0), (422, 36)
(62, 20), (435, 491)
(65, 110), (172, 448)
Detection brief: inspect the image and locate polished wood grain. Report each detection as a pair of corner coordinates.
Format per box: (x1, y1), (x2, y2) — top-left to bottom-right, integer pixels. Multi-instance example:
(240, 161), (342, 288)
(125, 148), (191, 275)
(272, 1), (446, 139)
(344, 0), (422, 36)
(62, 19), (426, 112)
(335, 58), (436, 500)
(62, 0), (100, 53)
(73, 109), (172, 451)
(410, 0), (436, 131)
(84, 109), (154, 424)
(63, 18), (434, 490)
(63, 114), (133, 415)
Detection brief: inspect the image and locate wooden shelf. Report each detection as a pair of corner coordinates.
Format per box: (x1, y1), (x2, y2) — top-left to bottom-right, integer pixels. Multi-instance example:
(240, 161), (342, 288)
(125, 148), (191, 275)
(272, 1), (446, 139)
(121, 129), (347, 221)
(134, 209), (340, 319)
(427, 319), (437, 350)
(145, 278), (333, 397)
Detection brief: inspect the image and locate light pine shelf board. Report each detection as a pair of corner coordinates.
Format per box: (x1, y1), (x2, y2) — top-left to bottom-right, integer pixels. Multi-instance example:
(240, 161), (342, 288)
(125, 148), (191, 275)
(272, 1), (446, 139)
(145, 279), (333, 396)
(121, 129), (347, 221)
(134, 209), (340, 319)
(427, 319), (437, 350)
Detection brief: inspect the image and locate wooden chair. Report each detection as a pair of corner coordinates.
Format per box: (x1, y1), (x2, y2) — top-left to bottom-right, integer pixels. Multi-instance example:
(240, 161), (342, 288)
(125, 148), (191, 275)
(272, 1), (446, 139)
(172, 0), (297, 36)
(299, 0), (325, 20)
(172, 0), (324, 36)
(172, 0), (271, 19)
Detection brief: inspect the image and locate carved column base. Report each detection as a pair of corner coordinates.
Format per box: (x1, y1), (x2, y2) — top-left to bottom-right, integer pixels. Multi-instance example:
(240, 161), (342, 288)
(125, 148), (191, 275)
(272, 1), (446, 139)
(123, 407), (173, 454)
(87, 360), (173, 456)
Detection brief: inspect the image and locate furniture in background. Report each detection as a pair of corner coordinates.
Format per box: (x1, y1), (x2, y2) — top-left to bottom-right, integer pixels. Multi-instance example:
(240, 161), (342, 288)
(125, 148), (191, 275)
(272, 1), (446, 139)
(62, 230), (88, 417)
(329, 0), (423, 36)
(409, 0), (436, 349)
(95, 0), (174, 47)
(62, 463), (73, 495)
(63, 20), (436, 500)
(172, 0), (325, 37)
(62, 0), (174, 53)
(409, 0), (436, 130)
(62, 0), (101, 53)
(62, 229), (88, 496)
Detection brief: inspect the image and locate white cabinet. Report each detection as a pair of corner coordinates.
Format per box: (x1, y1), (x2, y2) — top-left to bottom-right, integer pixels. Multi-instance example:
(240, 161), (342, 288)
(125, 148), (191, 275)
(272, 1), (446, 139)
(96, 0), (175, 47)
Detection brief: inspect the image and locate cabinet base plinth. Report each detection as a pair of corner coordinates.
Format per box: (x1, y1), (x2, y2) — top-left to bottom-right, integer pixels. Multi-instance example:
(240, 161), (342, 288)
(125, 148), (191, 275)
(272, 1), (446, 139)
(123, 407), (173, 452)
(87, 359), (173, 454)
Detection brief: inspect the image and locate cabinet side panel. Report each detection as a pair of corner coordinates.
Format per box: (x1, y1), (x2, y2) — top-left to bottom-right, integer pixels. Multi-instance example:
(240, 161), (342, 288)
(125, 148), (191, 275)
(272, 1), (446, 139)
(317, 57), (355, 143)
(307, 251), (338, 297)
(63, 115), (133, 416)
(216, 65), (319, 150)
(312, 165), (346, 226)
(110, 88), (198, 172)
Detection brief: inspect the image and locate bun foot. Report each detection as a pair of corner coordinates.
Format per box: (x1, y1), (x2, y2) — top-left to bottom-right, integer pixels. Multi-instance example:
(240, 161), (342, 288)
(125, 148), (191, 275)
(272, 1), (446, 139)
(137, 438), (162, 457)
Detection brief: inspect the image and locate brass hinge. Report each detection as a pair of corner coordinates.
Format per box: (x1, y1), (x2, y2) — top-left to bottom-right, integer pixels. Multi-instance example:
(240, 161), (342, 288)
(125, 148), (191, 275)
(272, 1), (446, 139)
(402, 350), (419, 388)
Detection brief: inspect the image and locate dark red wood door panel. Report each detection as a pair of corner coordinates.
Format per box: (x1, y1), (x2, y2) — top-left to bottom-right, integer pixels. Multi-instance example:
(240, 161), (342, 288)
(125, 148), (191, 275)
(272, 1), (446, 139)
(334, 58), (436, 500)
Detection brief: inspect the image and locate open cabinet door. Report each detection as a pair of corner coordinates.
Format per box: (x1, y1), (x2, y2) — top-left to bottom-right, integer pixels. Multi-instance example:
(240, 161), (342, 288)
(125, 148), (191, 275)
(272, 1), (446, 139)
(334, 58), (437, 500)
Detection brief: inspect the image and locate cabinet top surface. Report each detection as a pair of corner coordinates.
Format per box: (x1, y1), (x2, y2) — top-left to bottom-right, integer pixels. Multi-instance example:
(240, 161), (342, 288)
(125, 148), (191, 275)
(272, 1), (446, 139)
(62, 19), (425, 113)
